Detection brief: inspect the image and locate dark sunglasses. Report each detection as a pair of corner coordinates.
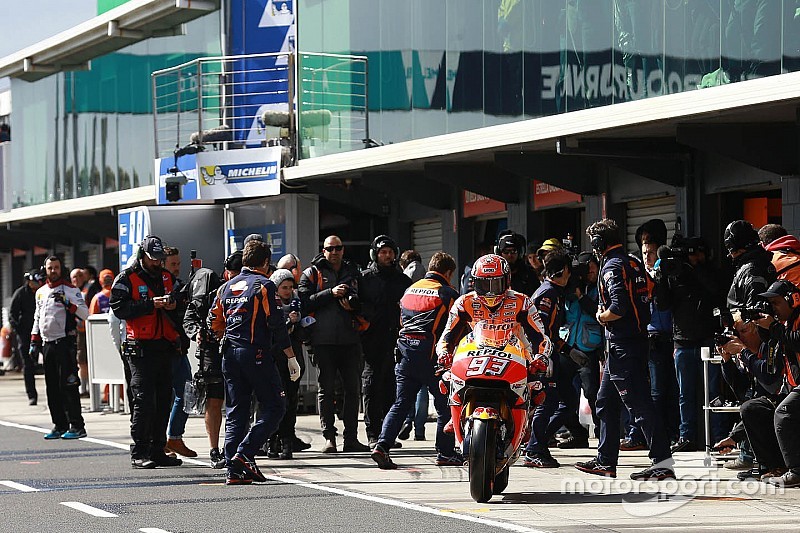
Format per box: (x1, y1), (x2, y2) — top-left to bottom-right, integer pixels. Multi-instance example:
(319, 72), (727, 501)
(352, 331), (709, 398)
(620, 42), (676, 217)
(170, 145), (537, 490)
(550, 268), (566, 278)
(324, 245), (344, 252)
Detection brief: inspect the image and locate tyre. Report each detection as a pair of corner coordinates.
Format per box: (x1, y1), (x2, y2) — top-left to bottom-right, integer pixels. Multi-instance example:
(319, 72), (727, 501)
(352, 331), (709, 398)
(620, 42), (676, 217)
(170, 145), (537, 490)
(493, 466), (509, 495)
(468, 418), (496, 503)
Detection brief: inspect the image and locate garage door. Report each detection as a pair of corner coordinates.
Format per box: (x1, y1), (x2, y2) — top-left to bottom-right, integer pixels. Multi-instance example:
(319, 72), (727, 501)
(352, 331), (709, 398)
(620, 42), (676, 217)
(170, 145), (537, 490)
(626, 196), (676, 253)
(413, 217), (443, 267)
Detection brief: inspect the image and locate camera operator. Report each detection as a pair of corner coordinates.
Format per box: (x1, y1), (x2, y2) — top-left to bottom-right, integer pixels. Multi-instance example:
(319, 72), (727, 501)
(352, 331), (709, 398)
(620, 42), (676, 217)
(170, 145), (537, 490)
(360, 235), (412, 446)
(652, 234), (722, 452)
(496, 230), (540, 296)
(550, 251), (602, 447)
(298, 235), (370, 453)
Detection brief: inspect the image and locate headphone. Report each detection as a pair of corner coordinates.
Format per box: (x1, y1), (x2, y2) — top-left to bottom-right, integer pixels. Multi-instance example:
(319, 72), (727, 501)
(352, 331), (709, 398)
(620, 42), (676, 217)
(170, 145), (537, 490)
(370, 235), (398, 263)
(784, 282), (800, 309)
(590, 233), (606, 254)
(494, 231), (526, 256)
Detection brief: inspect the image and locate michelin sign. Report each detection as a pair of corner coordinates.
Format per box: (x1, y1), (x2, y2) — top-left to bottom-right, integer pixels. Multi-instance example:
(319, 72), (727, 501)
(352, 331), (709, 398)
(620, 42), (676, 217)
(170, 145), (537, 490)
(155, 146), (281, 204)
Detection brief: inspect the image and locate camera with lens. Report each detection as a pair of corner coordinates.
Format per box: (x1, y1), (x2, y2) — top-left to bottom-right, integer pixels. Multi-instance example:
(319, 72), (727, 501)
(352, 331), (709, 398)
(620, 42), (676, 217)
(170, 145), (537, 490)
(712, 307), (737, 348)
(654, 234), (694, 279)
(740, 300), (772, 322)
(344, 289), (361, 312)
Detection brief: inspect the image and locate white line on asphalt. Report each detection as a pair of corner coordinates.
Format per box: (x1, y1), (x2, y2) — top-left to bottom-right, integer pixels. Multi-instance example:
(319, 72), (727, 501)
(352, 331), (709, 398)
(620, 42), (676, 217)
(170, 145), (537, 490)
(60, 501), (118, 518)
(2, 419), (546, 533)
(0, 480), (40, 492)
(140, 528), (173, 533)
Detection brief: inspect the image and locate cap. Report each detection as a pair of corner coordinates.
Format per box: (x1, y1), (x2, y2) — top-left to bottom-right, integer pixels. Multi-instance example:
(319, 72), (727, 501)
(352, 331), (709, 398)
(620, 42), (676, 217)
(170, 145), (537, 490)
(26, 269), (45, 282)
(270, 268), (295, 287)
(538, 238), (562, 254)
(243, 233), (264, 246)
(141, 235), (166, 260)
(373, 235), (396, 251)
(758, 280), (798, 300)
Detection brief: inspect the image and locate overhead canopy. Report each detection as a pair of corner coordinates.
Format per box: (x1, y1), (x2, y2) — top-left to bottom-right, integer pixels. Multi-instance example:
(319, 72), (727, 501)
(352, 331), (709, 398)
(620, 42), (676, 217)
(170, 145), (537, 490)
(0, 0), (218, 82)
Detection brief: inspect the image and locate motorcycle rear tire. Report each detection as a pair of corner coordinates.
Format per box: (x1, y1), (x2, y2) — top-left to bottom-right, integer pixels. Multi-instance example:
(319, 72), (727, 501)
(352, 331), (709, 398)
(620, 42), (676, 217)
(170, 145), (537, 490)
(493, 466), (509, 495)
(468, 418), (496, 503)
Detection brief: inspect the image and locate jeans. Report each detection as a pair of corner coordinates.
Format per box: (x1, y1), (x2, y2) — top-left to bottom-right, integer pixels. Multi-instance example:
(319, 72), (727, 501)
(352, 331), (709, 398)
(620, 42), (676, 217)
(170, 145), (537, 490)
(597, 338), (672, 467)
(674, 343), (724, 442)
(403, 386), (429, 439)
(274, 343), (306, 441)
(378, 351), (454, 457)
(16, 333), (37, 400)
(362, 337), (397, 440)
(648, 335), (680, 441)
(167, 354), (192, 439)
(546, 351), (592, 442)
(315, 344), (361, 442)
(775, 388), (800, 470)
(42, 337), (84, 432)
(223, 345), (286, 461)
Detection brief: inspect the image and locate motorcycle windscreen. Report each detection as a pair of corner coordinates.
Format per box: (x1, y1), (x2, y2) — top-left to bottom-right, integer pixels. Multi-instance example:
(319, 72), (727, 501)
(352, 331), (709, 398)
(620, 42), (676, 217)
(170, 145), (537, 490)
(472, 321), (513, 349)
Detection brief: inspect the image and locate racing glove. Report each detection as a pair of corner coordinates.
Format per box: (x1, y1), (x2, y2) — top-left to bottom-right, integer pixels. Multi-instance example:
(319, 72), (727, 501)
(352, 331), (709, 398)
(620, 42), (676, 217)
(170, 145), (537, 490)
(288, 357), (301, 382)
(436, 350), (453, 369)
(529, 354), (553, 378)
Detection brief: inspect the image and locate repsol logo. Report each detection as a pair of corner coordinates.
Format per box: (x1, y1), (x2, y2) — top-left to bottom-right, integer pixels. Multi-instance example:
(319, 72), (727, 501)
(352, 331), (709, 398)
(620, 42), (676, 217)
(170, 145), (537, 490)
(225, 296), (250, 304)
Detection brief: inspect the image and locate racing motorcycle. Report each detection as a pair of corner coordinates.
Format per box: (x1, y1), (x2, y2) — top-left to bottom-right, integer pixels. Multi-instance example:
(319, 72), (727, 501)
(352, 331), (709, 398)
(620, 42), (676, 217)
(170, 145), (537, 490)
(442, 321), (535, 503)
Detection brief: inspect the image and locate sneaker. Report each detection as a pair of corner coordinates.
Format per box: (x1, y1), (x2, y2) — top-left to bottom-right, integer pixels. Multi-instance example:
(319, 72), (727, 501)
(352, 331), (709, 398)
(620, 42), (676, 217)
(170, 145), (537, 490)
(342, 440), (371, 453)
(397, 420), (413, 441)
(44, 428), (64, 440)
(557, 436), (590, 449)
(630, 465), (676, 481)
(764, 469), (800, 487)
(670, 438), (696, 453)
(210, 448), (226, 469)
(292, 437), (312, 452)
(724, 457), (754, 470)
(28, 396), (37, 406)
(150, 453), (183, 467)
(619, 438), (647, 451)
(758, 467), (788, 483)
(370, 444), (397, 470)
(225, 467), (252, 486)
(321, 438), (337, 454)
(737, 468), (760, 481)
(575, 458), (617, 478)
(232, 453), (266, 483)
(279, 439), (293, 460)
(61, 428), (87, 439)
(166, 438), (197, 458)
(266, 436), (280, 459)
(131, 458), (156, 469)
(523, 453), (560, 468)
(435, 453), (464, 467)
(555, 430), (571, 440)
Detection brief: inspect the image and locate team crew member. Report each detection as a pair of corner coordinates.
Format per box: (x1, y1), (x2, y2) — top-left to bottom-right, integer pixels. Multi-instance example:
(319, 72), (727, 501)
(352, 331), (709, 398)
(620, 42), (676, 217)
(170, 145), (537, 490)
(524, 250), (575, 468)
(576, 219), (675, 481)
(208, 240), (300, 485)
(110, 235), (183, 469)
(436, 254), (552, 380)
(371, 253), (461, 469)
(10, 269), (44, 405)
(32, 256), (89, 440)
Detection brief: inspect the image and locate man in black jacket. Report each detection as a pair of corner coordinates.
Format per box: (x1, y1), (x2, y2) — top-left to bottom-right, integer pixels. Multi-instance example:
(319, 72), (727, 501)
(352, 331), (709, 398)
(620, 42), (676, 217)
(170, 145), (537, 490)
(496, 231), (540, 296)
(298, 235), (370, 454)
(10, 269), (44, 404)
(725, 220), (776, 311)
(360, 235), (411, 446)
(654, 236), (724, 452)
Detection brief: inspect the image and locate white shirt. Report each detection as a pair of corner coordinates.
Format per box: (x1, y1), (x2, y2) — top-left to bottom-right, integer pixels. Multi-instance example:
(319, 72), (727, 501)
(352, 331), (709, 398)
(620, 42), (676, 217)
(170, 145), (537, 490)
(32, 281), (89, 342)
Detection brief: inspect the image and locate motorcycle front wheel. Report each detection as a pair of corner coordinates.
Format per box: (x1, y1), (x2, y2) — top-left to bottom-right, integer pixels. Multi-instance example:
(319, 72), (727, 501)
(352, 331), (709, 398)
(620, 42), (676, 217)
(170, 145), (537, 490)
(468, 418), (496, 503)
(493, 466), (509, 495)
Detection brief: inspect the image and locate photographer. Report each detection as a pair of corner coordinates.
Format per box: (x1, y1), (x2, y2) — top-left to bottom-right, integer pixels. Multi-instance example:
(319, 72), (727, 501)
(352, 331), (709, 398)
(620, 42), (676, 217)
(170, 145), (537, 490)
(653, 234), (722, 452)
(712, 281), (799, 484)
(298, 235), (370, 454)
(182, 252), (237, 469)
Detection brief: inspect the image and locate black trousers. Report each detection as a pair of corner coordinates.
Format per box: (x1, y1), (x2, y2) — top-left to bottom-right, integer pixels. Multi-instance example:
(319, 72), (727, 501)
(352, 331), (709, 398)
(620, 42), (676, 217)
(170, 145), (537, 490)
(128, 343), (174, 460)
(775, 388), (800, 471)
(42, 338), (84, 432)
(362, 336), (397, 440)
(315, 344), (361, 442)
(16, 332), (37, 400)
(740, 396), (784, 470)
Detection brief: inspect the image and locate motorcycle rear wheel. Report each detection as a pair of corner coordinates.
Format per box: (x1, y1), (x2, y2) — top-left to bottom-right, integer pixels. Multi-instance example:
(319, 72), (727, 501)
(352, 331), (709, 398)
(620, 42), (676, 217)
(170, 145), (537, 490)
(493, 466), (509, 495)
(468, 418), (496, 503)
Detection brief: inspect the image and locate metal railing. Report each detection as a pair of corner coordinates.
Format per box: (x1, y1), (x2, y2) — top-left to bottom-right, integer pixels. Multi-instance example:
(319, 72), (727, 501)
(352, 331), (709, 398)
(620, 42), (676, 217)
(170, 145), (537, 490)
(152, 51), (368, 163)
